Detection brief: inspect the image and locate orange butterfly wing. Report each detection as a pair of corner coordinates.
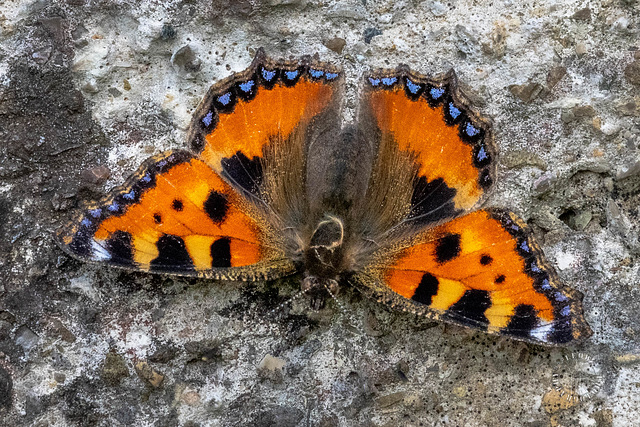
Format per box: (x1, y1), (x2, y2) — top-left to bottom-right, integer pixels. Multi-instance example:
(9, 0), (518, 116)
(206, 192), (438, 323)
(58, 50), (343, 280)
(355, 209), (591, 345)
(57, 151), (293, 279)
(355, 69), (495, 238)
(353, 68), (591, 345)
(187, 51), (342, 214)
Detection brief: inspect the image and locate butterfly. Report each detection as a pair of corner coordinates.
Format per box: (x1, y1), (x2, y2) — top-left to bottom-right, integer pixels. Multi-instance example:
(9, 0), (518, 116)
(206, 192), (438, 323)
(58, 48), (592, 346)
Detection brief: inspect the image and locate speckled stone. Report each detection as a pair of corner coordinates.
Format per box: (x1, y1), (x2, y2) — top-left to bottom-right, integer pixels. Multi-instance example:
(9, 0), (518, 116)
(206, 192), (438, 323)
(0, 0), (639, 425)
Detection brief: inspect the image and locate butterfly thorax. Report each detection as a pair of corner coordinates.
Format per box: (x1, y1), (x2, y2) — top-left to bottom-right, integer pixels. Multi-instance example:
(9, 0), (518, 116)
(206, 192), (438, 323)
(304, 215), (345, 280)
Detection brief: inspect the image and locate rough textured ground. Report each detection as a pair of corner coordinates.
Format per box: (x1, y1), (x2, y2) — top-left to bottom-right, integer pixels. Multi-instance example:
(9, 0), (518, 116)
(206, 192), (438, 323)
(0, 0), (639, 426)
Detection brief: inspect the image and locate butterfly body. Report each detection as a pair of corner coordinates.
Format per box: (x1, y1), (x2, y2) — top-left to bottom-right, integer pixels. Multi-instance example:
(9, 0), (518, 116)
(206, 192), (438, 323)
(59, 49), (592, 346)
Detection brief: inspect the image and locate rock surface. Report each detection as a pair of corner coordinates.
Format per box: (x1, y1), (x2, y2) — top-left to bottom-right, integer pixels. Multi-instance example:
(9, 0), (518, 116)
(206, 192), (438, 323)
(0, 0), (639, 426)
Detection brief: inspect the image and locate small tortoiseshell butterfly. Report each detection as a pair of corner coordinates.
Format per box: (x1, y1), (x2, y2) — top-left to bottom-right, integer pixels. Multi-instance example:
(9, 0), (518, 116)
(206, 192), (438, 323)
(58, 49), (592, 346)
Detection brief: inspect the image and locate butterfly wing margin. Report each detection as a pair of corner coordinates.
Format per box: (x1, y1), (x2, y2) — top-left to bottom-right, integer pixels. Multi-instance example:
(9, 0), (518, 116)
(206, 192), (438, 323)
(57, 150), (297, 281)
(350, 209), (592, 346)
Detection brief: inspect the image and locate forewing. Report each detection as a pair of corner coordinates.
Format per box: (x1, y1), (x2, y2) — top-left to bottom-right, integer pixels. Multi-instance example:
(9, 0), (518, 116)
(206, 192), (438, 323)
(356, 68), (495, 240)
(352, 209), (592, 345)
(186, 48), (344, 232)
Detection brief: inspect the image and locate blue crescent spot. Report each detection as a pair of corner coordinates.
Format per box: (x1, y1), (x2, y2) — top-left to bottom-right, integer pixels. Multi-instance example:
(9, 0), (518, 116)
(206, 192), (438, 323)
(477, 146), (487, 162)
(555, 292), (569, 302)
(560, 306), (571, 317)
(368, 77), (381, 86)
(430, 87), (445, 99)
(123, 190), (135, 200)
(325, 72), (338, 80)
(217, 92), (232, 106)
(156, 160), (167, 168)
(140, 173), (151, 183)
(80, 218), (91, 227)
(541, 278), (552, 290)
(466, 123), (480, 136)
(520, 240), (530, 253)
(285, 70), (299, 80)
(405, 79), (421, 94)
(530, 262), (541, 273)
(202, 111), (214, 127)
(107, 202), (119, 212)
(309, 69), (324, 78)
(239, 80), (255, 92)
(510, 224), (520, 231)
(262, 69), (276, 81)
(381, 77), (397, 86)
(88, 208), (102, 218)
(448, 103), (461, 119)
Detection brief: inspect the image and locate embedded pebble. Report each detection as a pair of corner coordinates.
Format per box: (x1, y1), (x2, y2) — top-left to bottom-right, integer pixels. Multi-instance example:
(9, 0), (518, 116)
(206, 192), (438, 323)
(363, 27), (382, 44)
(324, 37), (346, 54)
(572, 7), (591, 21)
(509, 82), (544, 103)
(81, 165), (111, 185)
(625, 60), (640, 86)
(15, 325), (39, 351)
(542, 388), (579, 413)
(135, 361), (164, 388)
(171, 45), (201, 75)
(502, 150), (547, 170)
(258, 354), (286, 383)
(375, 391), (407, 408)
(546, 66), (567, 89)
(101, 350), (130, 386)
(428, 1), (448, 17)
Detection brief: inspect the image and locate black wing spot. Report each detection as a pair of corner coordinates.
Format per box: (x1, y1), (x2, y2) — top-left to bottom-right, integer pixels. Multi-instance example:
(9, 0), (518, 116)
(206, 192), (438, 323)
(447, 289), (492, 328)
(494, 275), (506, 284)
(153, 213), (162, 224)
(150, 234), (193, 272)
(434, 233), (461, 264)
(210, 238), (231, 268)
(105, 231), (133, 265)
(203, 191), (229, 224)
(221, 151), (263, 196)
(410, 177), (459, 227)
(411, 273), (439, 305)
(480, 254), (493, 265)
(503, 304), (538, 338)
(171, 199), (184, 211)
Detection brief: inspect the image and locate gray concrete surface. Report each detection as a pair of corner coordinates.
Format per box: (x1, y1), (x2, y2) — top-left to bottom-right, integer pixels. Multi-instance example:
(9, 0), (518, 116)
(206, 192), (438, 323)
(0, 0), (638, 426)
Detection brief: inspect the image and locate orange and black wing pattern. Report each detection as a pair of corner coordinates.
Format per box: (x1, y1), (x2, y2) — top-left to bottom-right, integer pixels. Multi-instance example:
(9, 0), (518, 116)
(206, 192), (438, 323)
(57, 151), (294, 280)
(58, 50), (343, 280)
(355, 209), (592, 345)
(187, 49), (342, 217)
(357, 68), (495, 236)
(353, 66), (590, 345)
